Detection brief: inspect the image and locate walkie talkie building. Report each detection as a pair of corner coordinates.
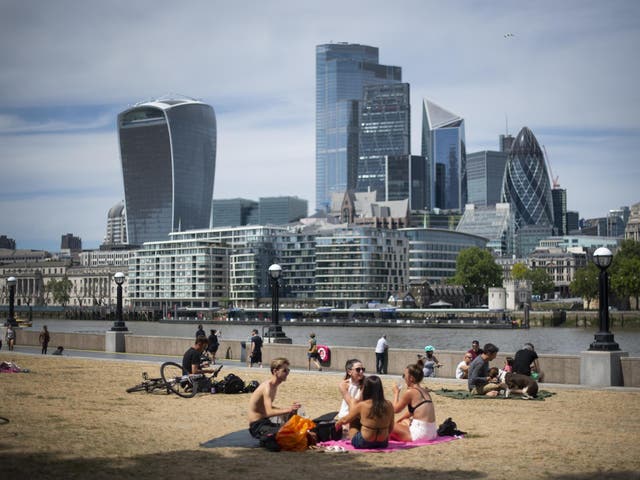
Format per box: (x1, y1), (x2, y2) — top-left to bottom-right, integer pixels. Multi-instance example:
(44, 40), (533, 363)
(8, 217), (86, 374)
(501, 126), (554, 229)
(118, 97), (216, 245)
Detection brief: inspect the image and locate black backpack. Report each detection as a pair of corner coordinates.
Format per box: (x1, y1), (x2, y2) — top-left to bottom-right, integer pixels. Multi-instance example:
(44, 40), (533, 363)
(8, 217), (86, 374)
(437, 417), (466, 437)
(221, 374), (246, 394)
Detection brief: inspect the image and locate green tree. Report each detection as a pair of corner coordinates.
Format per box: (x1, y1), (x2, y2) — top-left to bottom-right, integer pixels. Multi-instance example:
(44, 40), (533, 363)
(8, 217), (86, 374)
(46, 277), (72, 307)
(450, 247), (502, 305)
(511, 262), (529, 280)
(611, 256), (640, 310)
(527, 268), (555, 297)
(570, 263), (599, 309)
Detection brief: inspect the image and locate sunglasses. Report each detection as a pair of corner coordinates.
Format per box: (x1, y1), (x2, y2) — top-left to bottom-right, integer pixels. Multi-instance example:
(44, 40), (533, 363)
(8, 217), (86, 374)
(280, 367), (290, 373)
(352, 367), (365, 373)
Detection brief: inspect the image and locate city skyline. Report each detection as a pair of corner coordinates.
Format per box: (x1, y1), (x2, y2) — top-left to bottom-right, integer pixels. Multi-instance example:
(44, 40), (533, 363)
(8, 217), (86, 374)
(1, 1), (639, 251)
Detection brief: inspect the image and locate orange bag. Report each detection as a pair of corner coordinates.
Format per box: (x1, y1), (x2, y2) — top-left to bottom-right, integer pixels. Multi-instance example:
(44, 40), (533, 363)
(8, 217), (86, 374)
(275, 414), (317, 451)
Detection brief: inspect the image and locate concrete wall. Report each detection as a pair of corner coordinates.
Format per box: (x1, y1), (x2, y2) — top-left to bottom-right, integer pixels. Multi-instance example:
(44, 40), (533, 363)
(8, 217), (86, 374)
(12, 329), (635, 387)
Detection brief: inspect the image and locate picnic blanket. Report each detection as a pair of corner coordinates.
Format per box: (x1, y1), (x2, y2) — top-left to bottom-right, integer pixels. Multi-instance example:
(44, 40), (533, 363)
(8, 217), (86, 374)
(200, 429), (259, 448)
(318, 435), (461, 453)
(433, 388), (555, 401)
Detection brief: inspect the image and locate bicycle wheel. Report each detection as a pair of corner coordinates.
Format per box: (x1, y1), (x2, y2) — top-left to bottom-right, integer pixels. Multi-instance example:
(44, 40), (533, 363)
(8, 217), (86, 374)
(126, 383), (149, 393)
(161, 362), (197, 398)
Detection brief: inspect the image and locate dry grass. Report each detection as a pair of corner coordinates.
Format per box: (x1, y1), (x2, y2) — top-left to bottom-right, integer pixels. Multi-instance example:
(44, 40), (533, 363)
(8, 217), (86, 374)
(1, 353), (640, 480)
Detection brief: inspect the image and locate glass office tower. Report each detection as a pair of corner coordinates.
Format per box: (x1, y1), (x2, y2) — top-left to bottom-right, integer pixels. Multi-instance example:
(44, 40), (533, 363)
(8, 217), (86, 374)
(356, 83), (410, 198)
(551, 188), (567, 236)
(421, 99), (466, 210)
(501, 126), (554, 229)
(466, 150), (508, 207)
(118, 97), (216, 245)
(316, 43), (401, 212)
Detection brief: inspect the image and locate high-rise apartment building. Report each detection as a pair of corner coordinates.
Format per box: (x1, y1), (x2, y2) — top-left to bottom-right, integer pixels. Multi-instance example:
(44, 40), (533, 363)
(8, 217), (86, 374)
(466, 150), (508, 207)
(315, 43), (401, 211)
(551, 188), (567, 236)
(118, 96), (216, 245)
(501, 127), (554, 229)
(421, 99), (466, 210)
(356, 83), (411, 198)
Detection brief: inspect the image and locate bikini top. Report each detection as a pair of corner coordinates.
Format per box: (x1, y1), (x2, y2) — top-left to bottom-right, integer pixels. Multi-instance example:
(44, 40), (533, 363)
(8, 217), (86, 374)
(408, 388), (432, 414)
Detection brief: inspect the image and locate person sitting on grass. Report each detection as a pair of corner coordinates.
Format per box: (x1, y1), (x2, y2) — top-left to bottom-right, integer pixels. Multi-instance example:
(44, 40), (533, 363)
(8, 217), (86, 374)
(247, 357), (302, 444)
(468, 343), (502, 397)
(391, 364), (437, 442)
(182, 336), (217, 375)
(335, 375), (395, 449)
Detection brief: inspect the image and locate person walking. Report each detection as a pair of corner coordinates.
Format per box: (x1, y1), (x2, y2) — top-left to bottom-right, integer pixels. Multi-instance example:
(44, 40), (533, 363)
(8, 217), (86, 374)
(249, 329), (263, 368)
(195, 324), (205, 339)
(5, 325), (16, 351)
(375, 334), (389, 374)
(307, 333), (322, 371)
(39, 325), (51, 355)
(207, 329), (220, 364)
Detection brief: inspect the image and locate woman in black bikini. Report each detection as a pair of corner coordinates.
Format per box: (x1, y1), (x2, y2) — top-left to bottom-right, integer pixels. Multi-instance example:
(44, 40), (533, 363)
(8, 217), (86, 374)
(391, 363), (437, 442)
(335, 375), (395, 449)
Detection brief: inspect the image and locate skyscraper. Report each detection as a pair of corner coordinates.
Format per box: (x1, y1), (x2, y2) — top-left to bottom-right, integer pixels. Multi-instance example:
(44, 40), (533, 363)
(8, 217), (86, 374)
(316, 43), (401, 211)
(501, 127), (554, 229)
(421, 99), (466, 210)
(103, 200), (127, 247)
(466, 150), (508, 207)
(118, 96), (216, 245)
(551, 188), (567, 236)
(356, 83), (410, 198)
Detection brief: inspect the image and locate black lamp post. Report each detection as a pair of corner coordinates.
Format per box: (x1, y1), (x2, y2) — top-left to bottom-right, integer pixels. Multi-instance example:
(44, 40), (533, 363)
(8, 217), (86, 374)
(7, 276), (16, 327)
(589, 247), (619, 351)
(111, 272), (128, 332)
(269, 264), (281, 326)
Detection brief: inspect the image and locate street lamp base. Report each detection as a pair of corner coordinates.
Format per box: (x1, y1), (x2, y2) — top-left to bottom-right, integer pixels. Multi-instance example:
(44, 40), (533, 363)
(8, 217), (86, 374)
(111, 322), (129, 332)
(264, 325), (292, 344)
(589, 332), (620, 351)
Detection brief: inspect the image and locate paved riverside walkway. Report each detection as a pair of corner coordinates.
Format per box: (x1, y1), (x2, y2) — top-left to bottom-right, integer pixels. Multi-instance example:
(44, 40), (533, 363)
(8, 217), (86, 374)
(4, 343), (639, 393)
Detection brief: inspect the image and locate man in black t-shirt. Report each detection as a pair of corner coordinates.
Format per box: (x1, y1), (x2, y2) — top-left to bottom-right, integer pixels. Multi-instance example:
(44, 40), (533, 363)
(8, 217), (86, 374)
(250, 329), (263, 368)
(182, 336), (216, 375)
(513, 343), (544, 381)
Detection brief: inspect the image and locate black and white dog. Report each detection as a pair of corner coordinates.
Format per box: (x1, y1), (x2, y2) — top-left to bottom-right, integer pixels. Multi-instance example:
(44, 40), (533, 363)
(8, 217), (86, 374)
(499, 370), (539, 399)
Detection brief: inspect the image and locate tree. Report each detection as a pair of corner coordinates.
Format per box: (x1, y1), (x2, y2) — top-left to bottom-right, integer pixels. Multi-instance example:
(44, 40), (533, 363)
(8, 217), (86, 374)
(611, 256), (640, 310)
(527, 268), (555, 297)
(511, 262), (529, 280)
(46, 277), (72, 307)
(570, 263), (599, 309)
(450, 247), (502, 305)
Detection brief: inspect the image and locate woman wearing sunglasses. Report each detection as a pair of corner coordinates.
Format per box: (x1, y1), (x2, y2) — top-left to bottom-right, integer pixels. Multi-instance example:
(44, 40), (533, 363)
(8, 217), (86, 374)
(336, 358), (366, 438)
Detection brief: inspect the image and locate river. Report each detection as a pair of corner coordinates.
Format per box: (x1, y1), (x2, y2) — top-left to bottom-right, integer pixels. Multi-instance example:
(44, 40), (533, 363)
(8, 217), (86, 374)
(23, 318), (640, 356)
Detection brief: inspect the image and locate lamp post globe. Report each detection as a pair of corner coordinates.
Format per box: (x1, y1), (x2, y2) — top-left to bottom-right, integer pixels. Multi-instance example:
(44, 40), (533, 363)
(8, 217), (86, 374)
(111, 272), (128, 332)
(7, 276), (17, 326)
(268, 264), (282, 280)
(589, 247), (619, 351)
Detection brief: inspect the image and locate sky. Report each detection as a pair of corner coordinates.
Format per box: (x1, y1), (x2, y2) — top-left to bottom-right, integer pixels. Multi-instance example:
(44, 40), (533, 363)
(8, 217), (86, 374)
(1, 0), (639, 251)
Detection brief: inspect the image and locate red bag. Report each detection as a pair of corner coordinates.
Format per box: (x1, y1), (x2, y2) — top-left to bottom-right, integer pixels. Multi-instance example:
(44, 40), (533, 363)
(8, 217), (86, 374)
(275, 414), (316, 451)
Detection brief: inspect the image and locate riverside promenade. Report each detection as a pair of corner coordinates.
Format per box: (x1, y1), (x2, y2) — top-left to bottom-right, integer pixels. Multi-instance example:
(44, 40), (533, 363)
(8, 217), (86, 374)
(1, 349), (639, 480)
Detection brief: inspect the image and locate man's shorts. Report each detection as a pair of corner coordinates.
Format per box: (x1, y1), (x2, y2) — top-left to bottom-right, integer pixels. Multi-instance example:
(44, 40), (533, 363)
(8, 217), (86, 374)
(471, 383), (502, 395)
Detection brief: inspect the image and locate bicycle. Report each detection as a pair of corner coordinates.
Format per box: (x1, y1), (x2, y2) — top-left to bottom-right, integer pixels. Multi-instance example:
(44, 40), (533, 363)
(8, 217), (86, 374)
(160, 362), (223, 398)
(126, 372), (171, 394)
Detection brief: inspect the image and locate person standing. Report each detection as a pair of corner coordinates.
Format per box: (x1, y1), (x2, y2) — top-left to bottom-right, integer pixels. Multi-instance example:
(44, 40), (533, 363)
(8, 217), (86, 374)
(39, 325), (51, 355)
(514, 343), (544, 381)
(468, 343), (502, 396)
(249, 329), (263, 368)
(307, 333), (322, 371)
(195, 324), (206, 339)
(375, 334), (389, 374)
(5, 325), (16, 351)
(207, 329), (220, 364)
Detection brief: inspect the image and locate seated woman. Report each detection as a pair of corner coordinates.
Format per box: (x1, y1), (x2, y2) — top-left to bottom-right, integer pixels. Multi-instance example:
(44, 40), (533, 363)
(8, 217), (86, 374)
(336, 358), (366, 437)
(336, 376), (395, 449)
(391, 363), (437, 442)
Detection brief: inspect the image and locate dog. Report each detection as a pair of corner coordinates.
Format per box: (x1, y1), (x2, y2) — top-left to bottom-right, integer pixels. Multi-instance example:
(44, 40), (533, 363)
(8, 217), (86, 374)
(499, 370), (539, 399)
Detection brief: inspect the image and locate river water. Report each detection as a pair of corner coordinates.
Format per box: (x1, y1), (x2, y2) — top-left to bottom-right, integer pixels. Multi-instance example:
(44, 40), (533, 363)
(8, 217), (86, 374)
(23, 318), (640, 356)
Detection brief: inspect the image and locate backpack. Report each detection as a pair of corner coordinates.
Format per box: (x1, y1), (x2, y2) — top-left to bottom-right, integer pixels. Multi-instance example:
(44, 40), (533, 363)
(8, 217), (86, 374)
(243, 380), (260, 393)
(437, 417), (466, 437)
(221, 373), (245, 394)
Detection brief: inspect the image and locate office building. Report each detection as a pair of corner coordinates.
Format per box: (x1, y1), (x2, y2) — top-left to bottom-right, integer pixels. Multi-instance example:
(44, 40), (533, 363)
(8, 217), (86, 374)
(421, 99), (466, 210)
(211, 199), (258, 228)
(466, 150), (508, 207)
(102, 200), (127, 247)
(551, 188), (567, 236)
(356, 83), (411, 198)
(608, 207), (630, 237)
(316, 43), (402, 211)
(499, 134), (515, 153)
(456, 203), (515, 257)
(212, 197), (307, 228)
(259, 196), (308, 225)
(625, 202), (640, 241)
(118, 96), (216, 245)
(516, 224), (553, 257)
(0, 235), (16, 250)
(501, 127), (554, 229)
(61, 233), (82, 251)
(566, 211), (580, 233)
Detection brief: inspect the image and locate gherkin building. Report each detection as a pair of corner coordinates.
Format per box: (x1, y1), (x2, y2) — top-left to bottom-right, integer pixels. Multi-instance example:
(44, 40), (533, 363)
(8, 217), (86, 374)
(501, 127), (554, 228)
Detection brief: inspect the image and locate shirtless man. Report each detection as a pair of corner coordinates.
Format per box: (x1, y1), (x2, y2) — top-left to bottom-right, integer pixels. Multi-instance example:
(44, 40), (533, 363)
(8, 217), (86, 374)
(247, 357), (301, 441)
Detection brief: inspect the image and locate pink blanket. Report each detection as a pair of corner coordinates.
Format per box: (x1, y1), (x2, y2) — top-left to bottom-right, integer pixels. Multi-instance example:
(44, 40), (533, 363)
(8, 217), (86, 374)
(318, 434), (461, 453)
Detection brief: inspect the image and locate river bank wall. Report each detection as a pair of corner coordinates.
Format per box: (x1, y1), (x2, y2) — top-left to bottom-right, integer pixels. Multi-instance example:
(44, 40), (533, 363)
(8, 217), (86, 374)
(14, 329), (640, 387)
